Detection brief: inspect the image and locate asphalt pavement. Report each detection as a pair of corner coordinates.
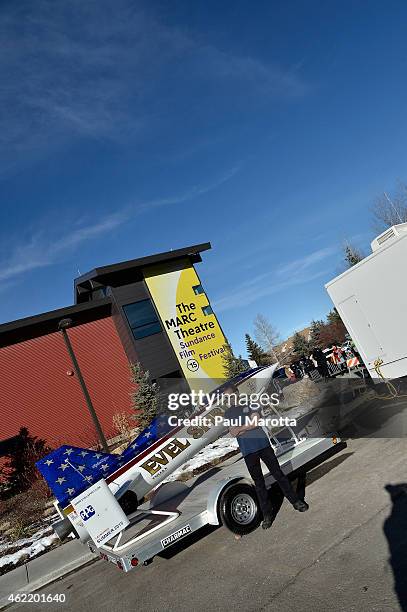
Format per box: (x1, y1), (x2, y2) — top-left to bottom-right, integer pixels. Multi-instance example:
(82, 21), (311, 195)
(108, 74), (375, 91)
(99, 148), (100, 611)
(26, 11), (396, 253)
(7, 436), (407, 612)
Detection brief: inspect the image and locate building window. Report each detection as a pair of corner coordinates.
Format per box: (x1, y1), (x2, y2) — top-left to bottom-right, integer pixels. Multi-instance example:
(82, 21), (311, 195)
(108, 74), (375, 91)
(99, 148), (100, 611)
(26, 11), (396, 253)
(202, 305), (213, 316)
(192, 284), (205, 295)
(123, 300), (162, 340)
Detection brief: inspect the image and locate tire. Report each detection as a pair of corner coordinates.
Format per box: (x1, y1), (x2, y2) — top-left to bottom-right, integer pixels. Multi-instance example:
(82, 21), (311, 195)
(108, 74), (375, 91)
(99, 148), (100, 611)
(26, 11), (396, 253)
(219, 483), (262, 535)
(118, 490), (139, 514)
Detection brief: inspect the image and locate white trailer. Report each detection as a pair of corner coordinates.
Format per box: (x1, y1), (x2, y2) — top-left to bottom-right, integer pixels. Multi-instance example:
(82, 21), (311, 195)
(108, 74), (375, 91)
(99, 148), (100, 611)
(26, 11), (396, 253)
(81, 433), (345, 572)
(325, 223), (407, 380)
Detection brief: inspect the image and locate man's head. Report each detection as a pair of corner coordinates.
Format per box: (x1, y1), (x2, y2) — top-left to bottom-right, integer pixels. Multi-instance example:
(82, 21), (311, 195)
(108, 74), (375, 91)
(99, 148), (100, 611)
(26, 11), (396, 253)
(222, 382), (239, 407)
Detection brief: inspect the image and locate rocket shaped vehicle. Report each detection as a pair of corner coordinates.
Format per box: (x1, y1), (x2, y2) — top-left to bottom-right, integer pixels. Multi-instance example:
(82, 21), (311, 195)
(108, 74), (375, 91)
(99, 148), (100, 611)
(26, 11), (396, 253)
(37, 365), (278, 539)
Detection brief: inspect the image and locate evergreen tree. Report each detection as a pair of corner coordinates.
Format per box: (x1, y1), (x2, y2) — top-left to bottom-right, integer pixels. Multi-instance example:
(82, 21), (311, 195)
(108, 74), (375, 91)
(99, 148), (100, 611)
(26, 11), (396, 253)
(222, 341), (247, 380)
(309, 320), (325, 348)
(292, 331), (310, 356)
(245, 334), (273, 366)
(130, 362), (160, 431)
(327, 308), (342, 325)
(2, 427), (52, 495)
(344, 243), (364, 268)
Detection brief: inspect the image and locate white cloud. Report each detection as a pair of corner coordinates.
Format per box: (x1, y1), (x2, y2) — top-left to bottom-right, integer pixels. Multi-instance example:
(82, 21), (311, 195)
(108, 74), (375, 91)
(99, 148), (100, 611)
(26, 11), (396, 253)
(134, 165), (241, 214)
(0, 236), (51, 282)
(213, 246), (338, 313)
(50, 212), (128, 256)
(276, 247), (337, 276)
(199, 47), (307, 98)
(214, 268), (329, 313)
(0, 1), (152, 164)
(0, 166), (239, 283)
(0, 221), (122, 283)
(0, 1), (308, 171)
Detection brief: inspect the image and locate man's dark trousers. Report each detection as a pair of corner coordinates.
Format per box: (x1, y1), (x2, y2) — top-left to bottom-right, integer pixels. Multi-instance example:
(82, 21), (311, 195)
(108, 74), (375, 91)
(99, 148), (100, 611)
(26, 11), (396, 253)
(244, 445), (299, 516)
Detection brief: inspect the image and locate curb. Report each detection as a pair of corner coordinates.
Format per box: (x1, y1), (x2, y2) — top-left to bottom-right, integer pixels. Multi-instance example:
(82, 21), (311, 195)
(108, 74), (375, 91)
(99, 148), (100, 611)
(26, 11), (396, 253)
(0, 540), (97, 610)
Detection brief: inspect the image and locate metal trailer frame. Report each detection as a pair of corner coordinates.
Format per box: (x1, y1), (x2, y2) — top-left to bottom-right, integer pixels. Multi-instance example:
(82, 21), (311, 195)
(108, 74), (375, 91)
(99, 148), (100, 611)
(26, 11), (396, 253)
(87, 435), (346, 572)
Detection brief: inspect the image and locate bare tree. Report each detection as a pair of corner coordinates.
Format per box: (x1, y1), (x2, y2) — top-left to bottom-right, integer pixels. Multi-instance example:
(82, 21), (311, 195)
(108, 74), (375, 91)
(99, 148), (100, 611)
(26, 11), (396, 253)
(253, 313), (281, 362)
(371, 183), (407, 233)
(343, 241), (365, 268)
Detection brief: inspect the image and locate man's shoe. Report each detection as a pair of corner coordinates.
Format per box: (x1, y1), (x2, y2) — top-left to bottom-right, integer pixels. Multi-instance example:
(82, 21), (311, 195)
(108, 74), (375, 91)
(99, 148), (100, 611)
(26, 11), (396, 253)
(293, 500), (309, 512)
(262, 514), (273, 529)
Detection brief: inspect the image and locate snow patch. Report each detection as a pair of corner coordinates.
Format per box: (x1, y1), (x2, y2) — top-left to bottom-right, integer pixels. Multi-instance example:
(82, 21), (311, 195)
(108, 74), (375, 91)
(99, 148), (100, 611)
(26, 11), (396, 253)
(163, 437), (239, 482)
(0, 528), (59, 568)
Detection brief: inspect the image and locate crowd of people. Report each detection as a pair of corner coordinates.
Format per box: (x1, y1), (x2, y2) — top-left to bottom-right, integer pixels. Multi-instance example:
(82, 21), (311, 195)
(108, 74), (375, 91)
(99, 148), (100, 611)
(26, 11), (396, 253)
(285, 342), (363, 381)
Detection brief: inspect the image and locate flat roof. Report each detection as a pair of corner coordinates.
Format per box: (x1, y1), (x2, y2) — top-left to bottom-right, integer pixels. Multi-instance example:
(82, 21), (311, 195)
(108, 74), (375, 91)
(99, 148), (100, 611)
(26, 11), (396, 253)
(0, 243), (212, 347)
(74, 242), (211, 303)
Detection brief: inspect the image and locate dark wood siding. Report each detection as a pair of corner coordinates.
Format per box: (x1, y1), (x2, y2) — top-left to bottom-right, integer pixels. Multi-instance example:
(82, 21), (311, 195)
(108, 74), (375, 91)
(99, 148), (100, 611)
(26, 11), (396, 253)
(109, 283), (181, 380)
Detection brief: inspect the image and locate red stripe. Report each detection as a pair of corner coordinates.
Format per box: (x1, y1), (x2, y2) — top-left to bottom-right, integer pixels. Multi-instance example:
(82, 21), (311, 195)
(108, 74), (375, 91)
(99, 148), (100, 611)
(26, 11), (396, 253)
(106, 424), (184, 483)
(106, 400), (221, 482)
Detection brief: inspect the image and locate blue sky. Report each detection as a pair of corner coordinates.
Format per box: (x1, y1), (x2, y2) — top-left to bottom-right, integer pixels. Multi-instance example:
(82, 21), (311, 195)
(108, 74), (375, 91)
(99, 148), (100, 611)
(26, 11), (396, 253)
(1, 0), (407, 356)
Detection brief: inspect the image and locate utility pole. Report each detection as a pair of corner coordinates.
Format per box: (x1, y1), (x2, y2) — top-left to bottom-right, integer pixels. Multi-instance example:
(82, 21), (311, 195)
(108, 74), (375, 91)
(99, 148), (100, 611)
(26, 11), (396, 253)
(58, 318), (109, 453)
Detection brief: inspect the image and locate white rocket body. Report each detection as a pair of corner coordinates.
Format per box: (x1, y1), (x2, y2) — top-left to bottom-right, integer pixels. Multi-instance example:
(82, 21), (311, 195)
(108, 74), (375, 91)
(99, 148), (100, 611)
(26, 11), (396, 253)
(64, 365), (278, 533)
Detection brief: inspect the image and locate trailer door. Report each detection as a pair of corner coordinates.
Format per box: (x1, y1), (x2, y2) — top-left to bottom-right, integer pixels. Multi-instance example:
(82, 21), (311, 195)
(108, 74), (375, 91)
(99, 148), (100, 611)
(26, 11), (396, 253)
(337, 295), (384, 364)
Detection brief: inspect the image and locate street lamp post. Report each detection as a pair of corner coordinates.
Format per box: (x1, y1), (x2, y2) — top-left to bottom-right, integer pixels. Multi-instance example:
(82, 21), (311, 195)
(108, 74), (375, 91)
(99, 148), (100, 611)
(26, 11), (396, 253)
(58, 318), (109, 453)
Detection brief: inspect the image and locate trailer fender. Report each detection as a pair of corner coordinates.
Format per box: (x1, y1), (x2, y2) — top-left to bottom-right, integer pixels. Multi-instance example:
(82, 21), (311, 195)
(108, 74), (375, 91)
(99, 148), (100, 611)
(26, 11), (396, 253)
(206, 476), (252, 525)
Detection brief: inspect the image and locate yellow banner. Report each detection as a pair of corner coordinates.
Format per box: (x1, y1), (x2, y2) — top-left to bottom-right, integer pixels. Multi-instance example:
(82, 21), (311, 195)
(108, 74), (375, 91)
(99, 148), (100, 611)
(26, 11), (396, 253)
(143, 262), (226, 391)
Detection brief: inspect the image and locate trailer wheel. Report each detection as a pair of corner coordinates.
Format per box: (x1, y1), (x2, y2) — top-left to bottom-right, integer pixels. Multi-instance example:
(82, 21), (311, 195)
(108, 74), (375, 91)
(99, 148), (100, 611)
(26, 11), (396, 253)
(219, 483), (262, 535)
(119, 491), (139, 514)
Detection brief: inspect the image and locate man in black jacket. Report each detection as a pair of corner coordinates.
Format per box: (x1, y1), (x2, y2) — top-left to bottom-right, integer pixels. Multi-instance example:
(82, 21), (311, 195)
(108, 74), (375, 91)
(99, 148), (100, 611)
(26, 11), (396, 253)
(312, 348), (330, 378)
(223, 383), (309, 529)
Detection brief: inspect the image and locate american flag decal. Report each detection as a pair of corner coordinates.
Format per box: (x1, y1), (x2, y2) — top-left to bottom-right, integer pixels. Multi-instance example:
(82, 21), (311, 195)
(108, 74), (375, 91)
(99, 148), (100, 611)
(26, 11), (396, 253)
(36, 416), (172, 506)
